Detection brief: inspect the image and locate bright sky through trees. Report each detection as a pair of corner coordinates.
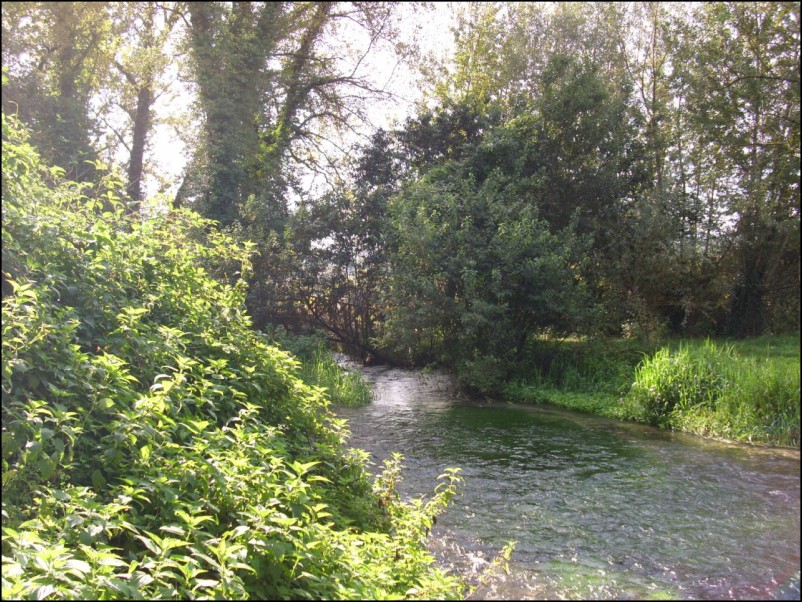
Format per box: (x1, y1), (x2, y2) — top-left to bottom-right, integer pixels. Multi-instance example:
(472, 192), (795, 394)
(145, 2), (456, 200)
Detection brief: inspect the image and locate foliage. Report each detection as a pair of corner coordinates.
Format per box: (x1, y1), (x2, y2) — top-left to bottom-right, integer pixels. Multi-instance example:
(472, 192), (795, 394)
(515, 337), (650, 394)
(268, 330), (372, 408)
(280, 132), (398, 361)
(1, 1), (111, 183)
(5, 2), (799, 365)
(382, 102), (600, 394)
(297, 347), (371, 408)
(626, 337), (800, 446)
(673, 2), (801, 337)
(504, 334), (800, 448)
(4, 1), (799, 456)
(419, 1), (799, 340)
(503, 337), (652, 420)
(105, 2), (182, 207)
(1, 113), (465, 599)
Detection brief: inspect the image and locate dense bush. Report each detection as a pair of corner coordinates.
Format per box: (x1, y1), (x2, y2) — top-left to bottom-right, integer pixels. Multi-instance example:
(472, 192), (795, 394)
(383, 152), (595, 396)
(1, 112), (464, 599)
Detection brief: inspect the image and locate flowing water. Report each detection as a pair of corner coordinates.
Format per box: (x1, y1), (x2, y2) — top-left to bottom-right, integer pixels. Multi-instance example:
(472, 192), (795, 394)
(334, 364), (801, 600)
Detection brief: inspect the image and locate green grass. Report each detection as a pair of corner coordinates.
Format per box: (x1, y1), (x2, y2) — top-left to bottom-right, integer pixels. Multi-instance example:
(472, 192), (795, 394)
(628, 336), (800, 447)
(299, 344), (373, 407)
(504, 335), (800, 448)
(269, 330), (373, 407)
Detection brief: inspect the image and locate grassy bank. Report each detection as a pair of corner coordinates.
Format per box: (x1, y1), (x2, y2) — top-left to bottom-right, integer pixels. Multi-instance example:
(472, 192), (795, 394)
(504, 335), (800, 448)
(268, 330), (372, 407)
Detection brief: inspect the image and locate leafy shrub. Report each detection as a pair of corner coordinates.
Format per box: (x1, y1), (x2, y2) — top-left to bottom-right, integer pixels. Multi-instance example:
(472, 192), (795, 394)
(504, 335), (799, 447)
(628, 342), (727, 426)
(1, 112), (464, 599)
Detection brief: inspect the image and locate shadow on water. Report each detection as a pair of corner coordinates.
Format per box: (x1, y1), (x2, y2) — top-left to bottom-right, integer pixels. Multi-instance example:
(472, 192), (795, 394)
(334, 365), (801, 600)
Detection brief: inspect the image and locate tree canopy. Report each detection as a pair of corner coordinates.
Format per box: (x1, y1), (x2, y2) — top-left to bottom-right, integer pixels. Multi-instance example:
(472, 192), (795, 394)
(3, 0), (799, 388)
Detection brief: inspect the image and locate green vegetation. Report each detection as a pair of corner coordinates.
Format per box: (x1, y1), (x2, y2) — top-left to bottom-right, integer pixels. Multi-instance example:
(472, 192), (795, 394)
(627, 337), (800, 446)
(298, 347), (372, 408)
(3, 3), (798, 450)
(1, 113), (465, 599)
(2, 3), (799, 597)
(269, 331), (372, 407)
(504, 336), (800, 448)
(503, 338), (656, 419)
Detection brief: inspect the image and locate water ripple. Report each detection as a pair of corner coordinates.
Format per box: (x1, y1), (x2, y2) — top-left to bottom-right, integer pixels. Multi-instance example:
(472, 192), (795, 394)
(335, 366), (801, 600)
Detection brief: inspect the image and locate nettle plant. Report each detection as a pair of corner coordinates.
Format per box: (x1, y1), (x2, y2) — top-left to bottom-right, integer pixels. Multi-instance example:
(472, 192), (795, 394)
(1, 112), (465, 600)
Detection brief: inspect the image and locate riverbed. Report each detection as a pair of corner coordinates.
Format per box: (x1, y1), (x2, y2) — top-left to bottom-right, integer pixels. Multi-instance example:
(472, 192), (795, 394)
(334, 364), (801, 600)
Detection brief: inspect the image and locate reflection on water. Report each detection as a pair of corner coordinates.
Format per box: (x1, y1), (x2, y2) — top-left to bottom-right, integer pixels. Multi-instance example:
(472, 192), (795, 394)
(334, 365), (801, 600)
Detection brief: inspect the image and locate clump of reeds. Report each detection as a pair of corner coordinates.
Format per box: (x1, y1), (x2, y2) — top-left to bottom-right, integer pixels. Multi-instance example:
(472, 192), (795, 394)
(301, 345), (373, 406)
(627, 338), (800, 446)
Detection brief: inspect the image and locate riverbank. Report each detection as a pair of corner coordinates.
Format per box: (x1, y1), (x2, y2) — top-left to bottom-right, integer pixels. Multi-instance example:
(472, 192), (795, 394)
(335, 363), (801, 600)
(502, 335), (800, 449)
(268, 329), (373, 406)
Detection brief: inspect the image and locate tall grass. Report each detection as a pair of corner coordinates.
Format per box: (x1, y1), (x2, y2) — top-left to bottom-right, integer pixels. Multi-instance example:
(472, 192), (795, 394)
(299, 344), (373, 406)
(627, 337), (800, 447)
(269, 330), (373, 406)
(503, 337), (650, 420)
(504, 335), (800, 448)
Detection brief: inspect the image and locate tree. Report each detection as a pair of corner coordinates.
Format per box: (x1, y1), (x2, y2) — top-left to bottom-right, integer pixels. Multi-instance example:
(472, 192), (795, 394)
(416, 2), (655, 338)
(424, 3), (630, 118)
(179, 1), (412, 333)
(179, 2), (406, 226)
(682, 2), (800, 336)
(181, 1), (284, 226)
(2, 1), (113, 182)
(286, 130), (399, 361)
(383, 110), (595, 392)
(2, 2), (186, 208)
(102, 2), (183, 209)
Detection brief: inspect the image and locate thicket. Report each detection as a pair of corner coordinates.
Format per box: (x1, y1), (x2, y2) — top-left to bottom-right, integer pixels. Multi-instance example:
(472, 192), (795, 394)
(1, 112), (465, 599)
(626, 337), (800, 447)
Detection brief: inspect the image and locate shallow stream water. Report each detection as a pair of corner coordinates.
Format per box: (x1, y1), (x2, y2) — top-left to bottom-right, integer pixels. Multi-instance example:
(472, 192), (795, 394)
(334, 364), (801, 600)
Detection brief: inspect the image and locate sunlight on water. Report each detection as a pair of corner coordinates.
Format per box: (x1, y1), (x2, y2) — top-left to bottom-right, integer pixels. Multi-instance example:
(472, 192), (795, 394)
(335, 365), (801, 600)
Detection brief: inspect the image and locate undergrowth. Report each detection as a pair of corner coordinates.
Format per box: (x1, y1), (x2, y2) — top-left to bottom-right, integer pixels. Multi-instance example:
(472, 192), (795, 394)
(627, 338), (800, 446)
(1, 112), (465, 599)
(269, 331), (372, 407)
(504, 336), (800, 447)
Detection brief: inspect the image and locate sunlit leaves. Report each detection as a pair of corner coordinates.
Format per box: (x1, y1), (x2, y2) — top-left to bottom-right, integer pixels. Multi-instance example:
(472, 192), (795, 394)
(2, 112), (465, 599)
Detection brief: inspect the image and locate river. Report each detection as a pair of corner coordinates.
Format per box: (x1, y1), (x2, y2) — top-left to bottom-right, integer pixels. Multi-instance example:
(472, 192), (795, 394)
(334, 364), (801, 600)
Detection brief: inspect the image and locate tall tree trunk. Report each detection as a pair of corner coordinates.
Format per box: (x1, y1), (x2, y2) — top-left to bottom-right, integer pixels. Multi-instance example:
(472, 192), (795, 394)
(728, 241), (767, 338)
(126, 85), (152, 209)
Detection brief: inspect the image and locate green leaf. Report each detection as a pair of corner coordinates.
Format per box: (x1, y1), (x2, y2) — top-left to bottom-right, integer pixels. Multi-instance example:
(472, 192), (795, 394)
(135, 534), (161, 556)
(289, 460), (320, 476)
(193, 578), (220, 590)
(64, 558), (92, 575)
(130, 572), (154, 588)
(33, 584), (57, 600)
(91, 469), (106, 490)
(37, 457), (56, 480)
(159, 524), (186, 537)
